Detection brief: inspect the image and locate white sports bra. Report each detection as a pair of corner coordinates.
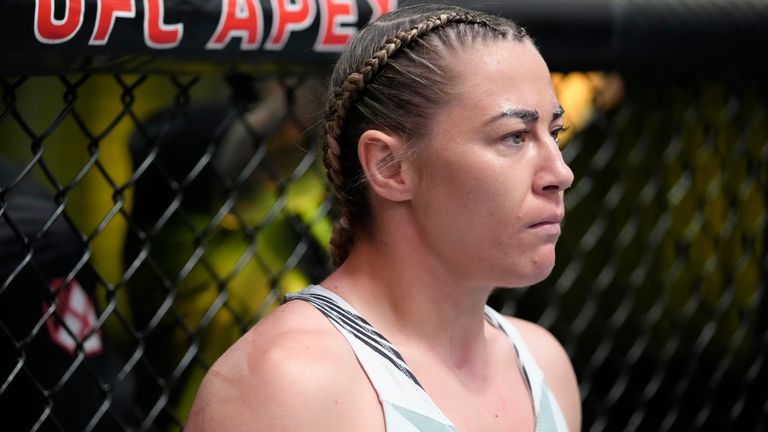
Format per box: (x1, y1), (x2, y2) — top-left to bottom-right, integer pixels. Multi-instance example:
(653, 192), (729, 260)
(285, 285), (569, 432)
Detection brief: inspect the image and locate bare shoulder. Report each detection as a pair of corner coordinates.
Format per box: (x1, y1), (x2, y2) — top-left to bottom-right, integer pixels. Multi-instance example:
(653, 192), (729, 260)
(504, 316), (582, 432)
(185, 300), (382, 432)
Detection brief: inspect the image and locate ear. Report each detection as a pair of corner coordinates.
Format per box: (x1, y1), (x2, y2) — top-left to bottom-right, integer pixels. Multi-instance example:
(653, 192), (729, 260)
(358, 129), (414, 202)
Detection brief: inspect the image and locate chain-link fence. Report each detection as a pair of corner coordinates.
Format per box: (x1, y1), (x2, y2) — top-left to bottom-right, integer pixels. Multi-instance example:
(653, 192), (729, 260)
(1, 1), (766, 431)
(494, 72), (767, 431)
(1, 73), (334, 430)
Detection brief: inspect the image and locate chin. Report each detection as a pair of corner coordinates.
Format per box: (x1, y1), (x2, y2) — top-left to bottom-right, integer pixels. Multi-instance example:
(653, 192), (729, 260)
(529, 264), (556, 285)
(500, 253), (557, 288)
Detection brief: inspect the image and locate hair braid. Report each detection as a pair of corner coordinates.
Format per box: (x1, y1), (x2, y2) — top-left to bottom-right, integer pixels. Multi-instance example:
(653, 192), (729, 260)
(322, 6), (527, 266)
(323, 11), (500, 186)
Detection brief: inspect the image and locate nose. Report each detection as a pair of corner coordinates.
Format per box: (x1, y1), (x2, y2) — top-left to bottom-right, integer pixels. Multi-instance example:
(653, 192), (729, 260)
(534, 142), (574, 193)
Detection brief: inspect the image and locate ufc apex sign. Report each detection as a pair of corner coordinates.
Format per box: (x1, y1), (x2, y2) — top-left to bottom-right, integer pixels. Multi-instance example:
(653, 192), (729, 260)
(33, 0), (397, 51)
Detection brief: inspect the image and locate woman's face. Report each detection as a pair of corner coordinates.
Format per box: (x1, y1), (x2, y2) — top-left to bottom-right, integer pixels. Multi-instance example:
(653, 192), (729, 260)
(408, 39), (573, 289)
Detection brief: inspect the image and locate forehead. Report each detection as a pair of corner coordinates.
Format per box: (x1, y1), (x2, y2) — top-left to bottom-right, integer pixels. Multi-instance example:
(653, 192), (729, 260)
(447, 39), (558, 116)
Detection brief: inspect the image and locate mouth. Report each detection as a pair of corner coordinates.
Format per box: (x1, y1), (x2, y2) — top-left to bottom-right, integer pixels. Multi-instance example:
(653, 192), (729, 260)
(528, 216), (564, 235)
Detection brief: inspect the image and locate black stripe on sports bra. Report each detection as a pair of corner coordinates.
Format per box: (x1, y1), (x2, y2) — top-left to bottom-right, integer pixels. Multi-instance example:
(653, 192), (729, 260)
(286, 292), (424, 389)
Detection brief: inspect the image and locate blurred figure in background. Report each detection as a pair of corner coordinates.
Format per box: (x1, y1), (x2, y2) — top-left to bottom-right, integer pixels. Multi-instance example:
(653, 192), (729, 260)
(0, 158), (146, 430)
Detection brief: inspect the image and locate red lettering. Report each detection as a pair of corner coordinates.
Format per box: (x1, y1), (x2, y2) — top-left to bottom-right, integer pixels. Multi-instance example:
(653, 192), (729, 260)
(34, 0), (85, 44)
(315, 0), (357, 52)
(143, 0), (183, 49)
(207, 0), (264, 49)
(265, 0), (316, 50)
(367, 0), (397, 21)
(90, 0), (136, 45)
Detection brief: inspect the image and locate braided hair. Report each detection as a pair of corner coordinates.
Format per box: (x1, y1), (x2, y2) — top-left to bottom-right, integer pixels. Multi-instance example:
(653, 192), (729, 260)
(323, 4), (529, 266)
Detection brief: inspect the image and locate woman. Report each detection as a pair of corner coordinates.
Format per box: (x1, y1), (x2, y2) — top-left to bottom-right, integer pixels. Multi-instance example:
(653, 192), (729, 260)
(186, 4), (580, 431)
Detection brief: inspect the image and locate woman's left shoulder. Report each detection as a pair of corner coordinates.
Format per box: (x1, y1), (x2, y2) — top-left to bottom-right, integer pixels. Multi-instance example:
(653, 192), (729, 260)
(503, 316), (582, 432)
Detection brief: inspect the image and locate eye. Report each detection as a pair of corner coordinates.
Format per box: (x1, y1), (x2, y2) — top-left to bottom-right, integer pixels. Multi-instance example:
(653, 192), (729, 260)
(502, 130), (529, 146)
(550, 126), (570, 144)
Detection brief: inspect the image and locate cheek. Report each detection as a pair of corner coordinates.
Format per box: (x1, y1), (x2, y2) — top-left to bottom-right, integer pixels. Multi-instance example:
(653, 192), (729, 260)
(421, 150), (530, 219)
(421, 158), (498, 215)
(474, 169), (530, 228)
(412, 156), (485, 236)
(419, 160), (528, 246)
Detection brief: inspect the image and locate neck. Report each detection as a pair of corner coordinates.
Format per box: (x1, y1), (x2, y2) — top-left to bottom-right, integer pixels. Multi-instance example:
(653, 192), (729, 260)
(321, 223), (495, 370)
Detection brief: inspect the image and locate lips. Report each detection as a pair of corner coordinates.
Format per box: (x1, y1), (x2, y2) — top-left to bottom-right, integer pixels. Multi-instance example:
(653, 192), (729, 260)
(528, 214), (564, 235)
(528, 222), (561, 236)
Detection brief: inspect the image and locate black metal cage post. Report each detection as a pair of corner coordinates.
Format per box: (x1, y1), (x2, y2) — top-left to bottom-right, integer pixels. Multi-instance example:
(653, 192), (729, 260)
(1, 1), (766, 431)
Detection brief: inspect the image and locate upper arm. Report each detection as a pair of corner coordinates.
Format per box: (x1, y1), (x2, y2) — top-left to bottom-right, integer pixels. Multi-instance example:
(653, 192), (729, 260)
(185, 304), (382, 432)
(185, 341), (345, 431)
(508, 318), (582, 432)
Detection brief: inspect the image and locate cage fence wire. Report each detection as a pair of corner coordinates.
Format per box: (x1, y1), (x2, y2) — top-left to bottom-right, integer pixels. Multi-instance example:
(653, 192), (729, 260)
(1, 72), (336, 431)
(0, 7), (767, 432)
(2, 67), (766, 432)
(495, 73), (768, 432)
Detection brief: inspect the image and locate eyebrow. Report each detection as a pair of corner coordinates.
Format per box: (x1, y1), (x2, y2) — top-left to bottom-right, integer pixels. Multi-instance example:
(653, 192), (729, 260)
(486, 105), (565, 125)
